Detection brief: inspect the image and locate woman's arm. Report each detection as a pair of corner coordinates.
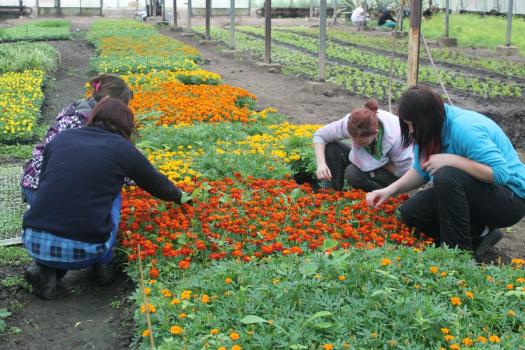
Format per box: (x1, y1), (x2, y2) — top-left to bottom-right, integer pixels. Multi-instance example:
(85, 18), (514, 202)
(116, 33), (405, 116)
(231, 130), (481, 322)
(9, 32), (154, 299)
(366, 168), (426, 208)
(421, 154), (494, 183)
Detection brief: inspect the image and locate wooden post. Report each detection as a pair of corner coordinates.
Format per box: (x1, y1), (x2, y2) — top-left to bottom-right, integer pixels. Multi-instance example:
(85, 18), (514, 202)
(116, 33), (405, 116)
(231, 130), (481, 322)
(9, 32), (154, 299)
(205, 0), (211, 40)
(506, 0), (513, 46)
(153, 0), (157, 16)
(173, 0), (177, 26)
(333, 0), (337, 22)
(309, 0), (313, 18)
(230, 0), (235, 49)
(264, 0), (271, 63)
(407, 0), (422, 87)
(19, 0), (23, 17)
(319, 0), (326, 81)
(162, 0), (166, 21)
(187, 0), (192, 31)
(444, 0), (450, 37)
(362, 0), (367, 28)
(100, 0), (103, 16)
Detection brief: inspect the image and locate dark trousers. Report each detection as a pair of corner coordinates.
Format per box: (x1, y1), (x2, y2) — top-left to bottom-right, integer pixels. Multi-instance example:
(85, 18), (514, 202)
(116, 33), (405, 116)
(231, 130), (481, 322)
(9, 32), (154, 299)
(400, 166), (525, 250)
(325, 142), (398, 191)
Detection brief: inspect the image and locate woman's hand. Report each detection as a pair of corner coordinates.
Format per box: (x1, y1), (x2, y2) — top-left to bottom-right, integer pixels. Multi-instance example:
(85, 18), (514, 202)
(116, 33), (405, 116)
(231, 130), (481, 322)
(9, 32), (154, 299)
(316, 163), (332, 180)
(366, 187), (393, 208)
(421, 154), (461, 175)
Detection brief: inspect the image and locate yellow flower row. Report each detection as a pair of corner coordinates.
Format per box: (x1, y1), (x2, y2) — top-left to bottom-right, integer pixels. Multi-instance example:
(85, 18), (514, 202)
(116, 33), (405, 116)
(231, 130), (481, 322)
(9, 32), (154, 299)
(146, 147), (204, 185)
(0, 70), (44, 141)
(121, 69), (222, 90)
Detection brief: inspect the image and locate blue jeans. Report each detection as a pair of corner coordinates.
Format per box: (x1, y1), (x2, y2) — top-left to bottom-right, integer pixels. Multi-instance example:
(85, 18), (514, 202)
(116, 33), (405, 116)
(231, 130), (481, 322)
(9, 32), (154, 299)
(29, 194), (122, 270)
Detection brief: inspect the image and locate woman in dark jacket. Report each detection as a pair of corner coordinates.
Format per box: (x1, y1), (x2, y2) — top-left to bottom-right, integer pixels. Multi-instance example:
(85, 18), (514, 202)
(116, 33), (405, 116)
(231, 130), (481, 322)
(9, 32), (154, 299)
(23, 98), (186, 300)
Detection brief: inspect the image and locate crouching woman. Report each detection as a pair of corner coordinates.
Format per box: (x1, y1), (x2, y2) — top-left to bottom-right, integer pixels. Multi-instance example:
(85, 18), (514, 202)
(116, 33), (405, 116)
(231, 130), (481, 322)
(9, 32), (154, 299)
(366, 86), (525, 258)
(22, 98), (185, 299)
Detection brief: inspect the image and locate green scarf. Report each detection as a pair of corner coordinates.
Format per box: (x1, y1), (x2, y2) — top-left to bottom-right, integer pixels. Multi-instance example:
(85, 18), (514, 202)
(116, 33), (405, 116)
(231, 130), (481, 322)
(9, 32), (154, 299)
(364, 123), (384, 160)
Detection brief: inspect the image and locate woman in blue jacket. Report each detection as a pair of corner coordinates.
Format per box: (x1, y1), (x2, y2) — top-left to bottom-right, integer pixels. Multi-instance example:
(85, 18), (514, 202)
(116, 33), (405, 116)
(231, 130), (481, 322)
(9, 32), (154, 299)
(366, 86), (525, 259)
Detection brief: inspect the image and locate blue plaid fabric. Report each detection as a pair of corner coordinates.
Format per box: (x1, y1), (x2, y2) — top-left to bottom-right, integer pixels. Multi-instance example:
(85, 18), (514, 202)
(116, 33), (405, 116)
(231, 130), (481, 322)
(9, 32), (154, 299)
(23, 227), (109, 263)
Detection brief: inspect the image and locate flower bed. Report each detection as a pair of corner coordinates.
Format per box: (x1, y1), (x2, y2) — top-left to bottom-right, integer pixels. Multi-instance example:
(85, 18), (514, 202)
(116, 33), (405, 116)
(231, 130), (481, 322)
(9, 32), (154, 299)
(0, 20), (70, 42)
(0, 70), (44, 142)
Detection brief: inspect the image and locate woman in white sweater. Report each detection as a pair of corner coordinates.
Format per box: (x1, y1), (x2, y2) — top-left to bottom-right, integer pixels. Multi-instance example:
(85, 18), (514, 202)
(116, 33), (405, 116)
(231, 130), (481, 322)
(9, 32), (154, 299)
(313, 100), (413, 191)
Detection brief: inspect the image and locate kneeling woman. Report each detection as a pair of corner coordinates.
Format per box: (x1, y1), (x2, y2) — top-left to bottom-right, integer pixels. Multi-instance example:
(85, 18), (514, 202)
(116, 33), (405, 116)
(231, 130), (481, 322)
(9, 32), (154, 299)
(366, 86), (525, 258)
(22, 98), (186, 299)
(313, 100), (413, 191)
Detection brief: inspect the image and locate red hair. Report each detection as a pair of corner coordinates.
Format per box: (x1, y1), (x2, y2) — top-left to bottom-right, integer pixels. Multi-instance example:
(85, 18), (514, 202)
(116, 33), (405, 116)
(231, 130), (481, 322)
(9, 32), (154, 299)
(347, 100), (379, 137)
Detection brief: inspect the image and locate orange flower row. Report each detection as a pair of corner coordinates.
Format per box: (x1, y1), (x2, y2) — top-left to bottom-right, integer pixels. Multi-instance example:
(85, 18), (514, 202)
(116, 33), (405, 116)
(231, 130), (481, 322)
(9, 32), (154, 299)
(129, 81), (257, 125)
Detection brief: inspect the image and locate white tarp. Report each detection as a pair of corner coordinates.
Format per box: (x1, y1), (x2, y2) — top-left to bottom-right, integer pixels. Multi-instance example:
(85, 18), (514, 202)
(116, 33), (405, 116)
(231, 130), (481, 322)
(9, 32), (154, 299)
(435, 0), (525, 15)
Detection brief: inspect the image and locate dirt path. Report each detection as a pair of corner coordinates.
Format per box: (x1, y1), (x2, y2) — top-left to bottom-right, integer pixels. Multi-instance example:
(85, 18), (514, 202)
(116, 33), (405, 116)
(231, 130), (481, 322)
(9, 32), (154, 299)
(166, 29), (525, 262)
(1, 23), (134, 349)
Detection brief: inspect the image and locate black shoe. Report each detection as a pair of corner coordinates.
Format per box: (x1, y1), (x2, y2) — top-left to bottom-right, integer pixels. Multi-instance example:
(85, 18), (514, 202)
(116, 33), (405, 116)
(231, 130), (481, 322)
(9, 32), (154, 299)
(25, 262), (71, 300)
(475, 228), (503, 258)
(93, 262), (116, 286)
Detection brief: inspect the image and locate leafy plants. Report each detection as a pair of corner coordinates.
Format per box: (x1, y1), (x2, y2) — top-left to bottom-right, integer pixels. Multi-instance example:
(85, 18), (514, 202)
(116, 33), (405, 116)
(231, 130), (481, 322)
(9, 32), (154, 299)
(0, 20), (71, 42)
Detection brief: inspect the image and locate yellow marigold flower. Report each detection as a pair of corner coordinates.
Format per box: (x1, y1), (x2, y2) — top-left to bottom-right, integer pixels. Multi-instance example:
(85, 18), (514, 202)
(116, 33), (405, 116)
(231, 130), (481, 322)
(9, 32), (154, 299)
(225, 277), (232, 284)
(143, 287), (151, 295)
(171, 298), (181, 305)
(511, 258), (524, 265)
(488, 335), (500, 343)
(462, 337), (473, 346)
(444, 335), (455, 342)
(380, 258), (392, 266)
(449, 344), (460, 350)
(371, 332), (378, 338)
(181, 290), (192, 300)
(211, 328), (220, 335)
(476, 336), (487, 344)
(450, 297), (461, 306)
(230, 332), (240, 340)
(486, 275), (494, 282)
(201, 294), (210, 303)
(170, 325), (183, 335)
(142, 329), (151, 337)
(507, 310), (516, 317)
(441, 328), (450, 335)
(465, 291), (474, 299)
(178, 313), (187, 319)
(231, 345), (242, 350)
(218, 347), (227, 350)
(343, 342), (351, 349)
(140, 303), (156, 313)
(517, 277), (525, 283)
(162, 289), (172, 297)
(322, 344), (333, 350)
(430, 266), (438, 274)
(338, 275), (346, 281)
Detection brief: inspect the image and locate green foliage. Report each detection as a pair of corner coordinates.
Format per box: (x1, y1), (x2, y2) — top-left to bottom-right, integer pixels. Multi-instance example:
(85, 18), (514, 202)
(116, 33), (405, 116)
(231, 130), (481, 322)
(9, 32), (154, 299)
(0, 42), (58, 74)
(0, 21), (71, 42)
(91, 55), (198, 74)
(0, 246), (31, 266)
(135, 247), (525, 349)
(0, 144), (34, 162)
(1, 275), (30, 290)
(0, 309), (12, 333)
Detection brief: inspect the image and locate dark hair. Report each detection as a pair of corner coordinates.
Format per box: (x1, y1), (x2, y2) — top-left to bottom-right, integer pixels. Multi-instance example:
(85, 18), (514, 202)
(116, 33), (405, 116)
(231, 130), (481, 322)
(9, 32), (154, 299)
(86, 98), (137, 141)
(347, 100), (379, 137)
(89, 74), (133, 104)
(397, 86), (445, 161)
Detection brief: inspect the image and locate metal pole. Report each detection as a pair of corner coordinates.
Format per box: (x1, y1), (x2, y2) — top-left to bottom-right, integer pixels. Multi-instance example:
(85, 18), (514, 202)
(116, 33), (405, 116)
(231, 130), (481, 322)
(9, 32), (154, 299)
(506, 0), (513, 46)
(333, 0), (337, 22)
(205, 0), (211, 40)
(445, 0), (450, 37)
(362, 0), (367, 28)
(309, 0), (313, 18)
(319, 0), (326, 81)
(162, 0), (166, 21)
(230, 0), (235, 49)
(407, 0), (422, 87)
(19, 0), (23, 17)
(187, 0), (192, 31)
(173, 0), (177, 26)
(264, 0), (271, 63)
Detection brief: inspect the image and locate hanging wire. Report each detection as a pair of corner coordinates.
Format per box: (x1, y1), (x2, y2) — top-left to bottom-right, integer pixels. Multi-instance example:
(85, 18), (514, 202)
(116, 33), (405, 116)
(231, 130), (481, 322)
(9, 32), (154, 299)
(420, 31), (454, 105)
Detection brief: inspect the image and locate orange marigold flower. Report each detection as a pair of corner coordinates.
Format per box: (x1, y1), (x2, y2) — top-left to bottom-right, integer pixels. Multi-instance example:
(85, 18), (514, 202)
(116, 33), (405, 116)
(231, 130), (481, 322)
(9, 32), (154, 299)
(218, 347), (227, 350)
(230, 332), (240, 340)
(181, 290), (192, 300)
(225, 277), (233, 284)
(142, 329), (151, 337)
(170, 325), (184, 335)
(444, 335), (455, 342)
(380, 258), (392, 266)
(441, 271), (448, 277)
(161, 289), (172, 297)
(465, 291), (474, 299)
(488, 335), (500, 343)
(462, 337), (474, 346)
(449, 344), (460, 350)
(430, 266), (438, 274)
(322, 344), (334, 350)
(201, 294), (210, 303)
(338, 275), (346, 281)
(171, 298), (181, 305)
(178, 313), (187, 319)
(231, 345), (242, 350)
(506, 283), (514, 290)
(211, 328), (220, 335)
(143, 287), (151, 295)
(140, 303), (156, 313)
(516, 277), (525, 283)
(450, 297), (461, 306)
(476, 336), (487, 344)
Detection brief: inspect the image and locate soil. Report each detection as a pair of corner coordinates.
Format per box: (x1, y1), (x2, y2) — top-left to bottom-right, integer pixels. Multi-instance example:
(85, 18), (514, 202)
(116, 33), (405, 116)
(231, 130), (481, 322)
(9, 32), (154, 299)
(0, 15), (523, 349)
